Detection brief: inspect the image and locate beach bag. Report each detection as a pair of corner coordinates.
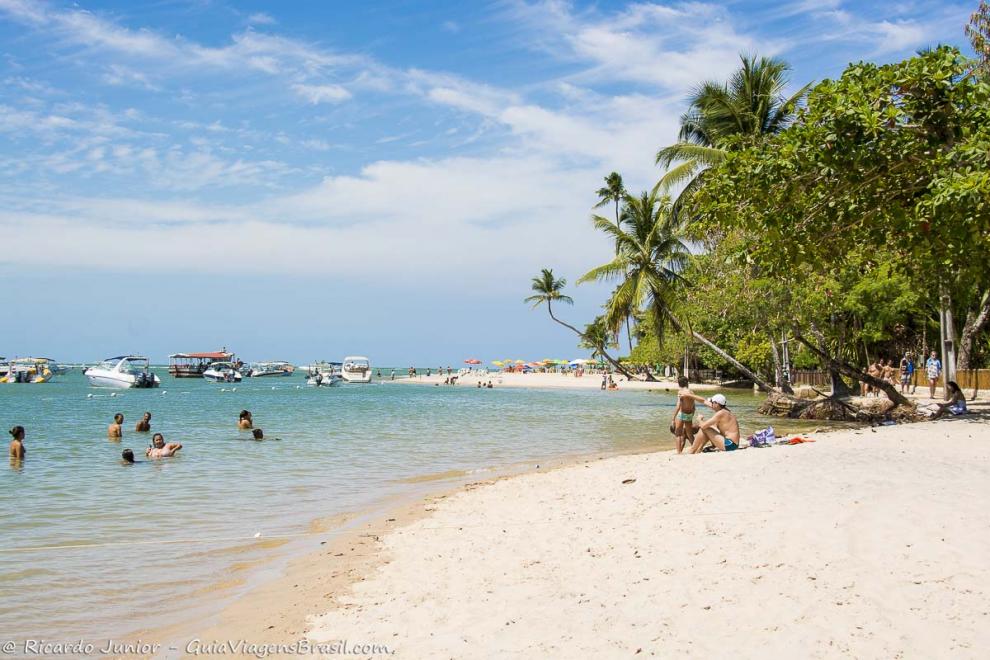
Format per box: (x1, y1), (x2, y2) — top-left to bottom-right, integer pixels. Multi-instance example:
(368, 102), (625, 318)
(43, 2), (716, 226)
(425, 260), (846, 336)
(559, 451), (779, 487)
(749, 426), (776, 448)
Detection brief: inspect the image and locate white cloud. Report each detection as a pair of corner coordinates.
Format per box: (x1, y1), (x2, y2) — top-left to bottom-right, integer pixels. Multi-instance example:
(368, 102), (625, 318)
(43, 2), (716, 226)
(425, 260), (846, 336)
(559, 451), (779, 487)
(291, 83), (352, 104)
(247, 12), (276, 26)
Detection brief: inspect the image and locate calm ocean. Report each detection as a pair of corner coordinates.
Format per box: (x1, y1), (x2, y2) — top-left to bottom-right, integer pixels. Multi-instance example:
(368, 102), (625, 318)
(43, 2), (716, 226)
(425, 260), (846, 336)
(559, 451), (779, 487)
(0, 369), (816, 641)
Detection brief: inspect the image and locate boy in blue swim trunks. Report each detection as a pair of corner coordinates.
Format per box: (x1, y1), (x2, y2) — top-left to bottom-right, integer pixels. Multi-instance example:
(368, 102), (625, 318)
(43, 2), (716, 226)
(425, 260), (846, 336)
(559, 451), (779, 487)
(671, 376), (709, 454)
(689, 394), (741, 454)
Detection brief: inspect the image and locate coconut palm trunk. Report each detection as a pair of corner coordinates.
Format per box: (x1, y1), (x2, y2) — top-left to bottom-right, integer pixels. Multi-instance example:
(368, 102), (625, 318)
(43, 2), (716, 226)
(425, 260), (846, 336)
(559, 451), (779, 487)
(546, 301), (634, 379)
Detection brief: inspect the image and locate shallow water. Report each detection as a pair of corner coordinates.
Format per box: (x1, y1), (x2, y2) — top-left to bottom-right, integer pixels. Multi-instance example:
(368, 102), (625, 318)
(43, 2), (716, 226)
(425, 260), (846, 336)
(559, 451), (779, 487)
(0, 370), (825, 640)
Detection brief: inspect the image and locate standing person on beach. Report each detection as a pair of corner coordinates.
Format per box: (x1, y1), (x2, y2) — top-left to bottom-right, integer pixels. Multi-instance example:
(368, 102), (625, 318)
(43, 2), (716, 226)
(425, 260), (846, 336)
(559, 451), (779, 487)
(238, 410), (253, 430)
(108, 413), (124, 440)
(689, 394), (741, 453)
(135, 412), (152, 433)
(899, 352), (913, 394)
(671, 377), (706, 454)
(9, 426), (26, 459)
(925, 351), (942, 399)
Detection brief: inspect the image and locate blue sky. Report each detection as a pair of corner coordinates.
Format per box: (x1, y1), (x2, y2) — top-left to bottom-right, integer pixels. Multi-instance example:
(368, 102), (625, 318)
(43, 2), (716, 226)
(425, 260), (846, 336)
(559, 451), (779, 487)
(0, 0), (974, 364)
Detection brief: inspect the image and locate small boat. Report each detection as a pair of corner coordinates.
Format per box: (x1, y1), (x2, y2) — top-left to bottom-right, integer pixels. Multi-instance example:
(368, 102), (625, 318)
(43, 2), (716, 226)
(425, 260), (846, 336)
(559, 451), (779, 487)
(168, 350), (235, 378)
(203, 361), (243, 383)
(306, 361), (343, 387)
(245, 361), (295, 378)
(0, 357), (62, 383)
(84, 356), (160, 389)
(341, 356), (373, 384)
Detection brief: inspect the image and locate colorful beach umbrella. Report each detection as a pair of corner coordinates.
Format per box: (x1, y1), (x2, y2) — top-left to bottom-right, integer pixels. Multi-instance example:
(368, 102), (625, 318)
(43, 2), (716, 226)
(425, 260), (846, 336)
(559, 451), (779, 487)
(464, 359), (482, 365)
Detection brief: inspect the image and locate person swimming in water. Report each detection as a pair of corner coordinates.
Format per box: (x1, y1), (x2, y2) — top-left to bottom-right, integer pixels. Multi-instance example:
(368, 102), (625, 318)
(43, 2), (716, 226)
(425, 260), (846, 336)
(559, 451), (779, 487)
(146, 433), (182, 458)
(9, 426), (26, 459)
(238, 410), (253, 430)
(135, 412), (152, 433)
(252, 429), (264, 441)
(121, 448), (140, 464)
(108, 413), (124, 440)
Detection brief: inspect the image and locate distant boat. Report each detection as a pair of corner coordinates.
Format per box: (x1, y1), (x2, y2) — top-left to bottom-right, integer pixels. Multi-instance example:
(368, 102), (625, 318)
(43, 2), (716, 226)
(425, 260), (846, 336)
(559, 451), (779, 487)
(84, 356), (160, 389)
(203, 361), (243, 383)
(0, 357), (63, 383)
(169, 350), (235, 378)
(305, 361), (343, 387)
(341, 356), (373, 384)
(245, 361), (295, 378)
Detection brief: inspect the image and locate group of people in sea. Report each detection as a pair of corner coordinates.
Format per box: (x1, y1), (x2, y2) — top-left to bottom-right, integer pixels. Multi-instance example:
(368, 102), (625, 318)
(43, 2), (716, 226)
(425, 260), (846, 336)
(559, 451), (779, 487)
(8, 408), (270, 465)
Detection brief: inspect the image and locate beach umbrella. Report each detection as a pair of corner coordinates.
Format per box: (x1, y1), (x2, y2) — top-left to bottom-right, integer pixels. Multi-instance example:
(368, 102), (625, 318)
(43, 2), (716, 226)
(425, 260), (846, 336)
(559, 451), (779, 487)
(464, 359), (482, 365)
(515, 360), (525, 364)
(492, 360), (503, 366)
(569, 358), (589, 366)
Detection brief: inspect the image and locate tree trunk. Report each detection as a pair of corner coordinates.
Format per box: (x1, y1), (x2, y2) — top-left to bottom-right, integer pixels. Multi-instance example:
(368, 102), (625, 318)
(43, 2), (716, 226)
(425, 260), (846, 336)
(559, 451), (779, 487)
(793, 332), (910, 406)
(668, 313), (775, 392)
(626, 316), (634, 352)
(808, 324), (853, 397)
(547, 303), (635, 380)
(769, 334), (795, 394)
(957, 290), (990, 370)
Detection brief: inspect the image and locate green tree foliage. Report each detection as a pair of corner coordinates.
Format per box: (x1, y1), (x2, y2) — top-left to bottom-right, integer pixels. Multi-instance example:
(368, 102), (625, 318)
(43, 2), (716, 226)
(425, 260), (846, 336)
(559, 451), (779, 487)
(968, 0), (990, 75)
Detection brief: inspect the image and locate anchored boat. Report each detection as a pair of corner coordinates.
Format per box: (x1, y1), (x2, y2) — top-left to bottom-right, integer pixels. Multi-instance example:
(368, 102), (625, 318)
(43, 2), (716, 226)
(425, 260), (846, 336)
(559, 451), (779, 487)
(168, 350), (235, 378)
(84, 356), (160, 389)
(203, 361), (243, 383)
(341, 356), (373, 384)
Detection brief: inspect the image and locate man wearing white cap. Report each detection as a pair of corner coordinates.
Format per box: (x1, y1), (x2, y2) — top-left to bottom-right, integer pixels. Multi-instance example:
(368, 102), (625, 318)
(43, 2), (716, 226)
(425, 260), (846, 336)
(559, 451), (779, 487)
(689, 393), (741, 453)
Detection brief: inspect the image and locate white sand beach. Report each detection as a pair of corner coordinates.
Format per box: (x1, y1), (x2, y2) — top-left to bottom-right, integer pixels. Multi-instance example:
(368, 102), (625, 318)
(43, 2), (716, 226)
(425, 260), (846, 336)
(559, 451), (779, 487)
(301, 416), (990, 658)
(396, 371), (721, 391)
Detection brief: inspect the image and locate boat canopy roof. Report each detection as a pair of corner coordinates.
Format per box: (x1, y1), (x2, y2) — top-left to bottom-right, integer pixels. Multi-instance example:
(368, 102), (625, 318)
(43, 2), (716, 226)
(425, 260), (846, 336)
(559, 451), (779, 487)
(169, 352), (232, 359)
(107, 355), (149, 361)
(343, 356), (369, 362)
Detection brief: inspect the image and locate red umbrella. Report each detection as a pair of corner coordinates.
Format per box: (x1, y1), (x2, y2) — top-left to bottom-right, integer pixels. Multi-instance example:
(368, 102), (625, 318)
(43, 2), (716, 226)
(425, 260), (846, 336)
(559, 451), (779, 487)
(464, 359), (482, 365)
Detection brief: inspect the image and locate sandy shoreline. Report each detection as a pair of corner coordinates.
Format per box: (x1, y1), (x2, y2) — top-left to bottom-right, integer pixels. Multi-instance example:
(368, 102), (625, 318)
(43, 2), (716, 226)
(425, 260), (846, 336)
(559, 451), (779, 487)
(175, 410), (990, 658)
(394, 371), (722, 392)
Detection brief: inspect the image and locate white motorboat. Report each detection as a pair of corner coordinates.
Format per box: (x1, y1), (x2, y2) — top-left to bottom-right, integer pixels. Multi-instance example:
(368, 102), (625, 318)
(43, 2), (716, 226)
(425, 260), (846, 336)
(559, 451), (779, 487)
(341, 356), (372, 384)
(203, 361), (242, 383)
(306, 361), (343, 387)
(246, 361), (295, 377)
(84, 356), (160, 389)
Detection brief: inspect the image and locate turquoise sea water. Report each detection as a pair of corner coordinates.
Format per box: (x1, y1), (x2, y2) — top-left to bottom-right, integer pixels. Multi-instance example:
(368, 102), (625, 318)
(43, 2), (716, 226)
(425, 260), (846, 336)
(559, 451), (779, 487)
(0, 369), (820, 641)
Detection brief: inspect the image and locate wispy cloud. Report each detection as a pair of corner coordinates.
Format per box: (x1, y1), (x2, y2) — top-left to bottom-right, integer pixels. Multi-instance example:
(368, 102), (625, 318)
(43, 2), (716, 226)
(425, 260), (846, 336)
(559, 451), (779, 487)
(291, 82), (352, 104)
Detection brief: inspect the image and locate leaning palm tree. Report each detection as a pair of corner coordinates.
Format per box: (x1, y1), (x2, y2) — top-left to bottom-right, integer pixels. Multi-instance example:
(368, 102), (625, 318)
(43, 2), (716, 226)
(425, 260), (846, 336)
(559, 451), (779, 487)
(578, 191), (688, 362)
(655, 54), (810, 218)
(525, 268), (633, 378)
(579, 190), (776, 390)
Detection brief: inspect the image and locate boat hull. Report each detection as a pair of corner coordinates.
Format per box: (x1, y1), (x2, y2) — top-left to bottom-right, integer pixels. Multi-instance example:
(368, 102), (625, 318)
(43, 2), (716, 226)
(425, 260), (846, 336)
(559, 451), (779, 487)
(86, 372), (160, 389)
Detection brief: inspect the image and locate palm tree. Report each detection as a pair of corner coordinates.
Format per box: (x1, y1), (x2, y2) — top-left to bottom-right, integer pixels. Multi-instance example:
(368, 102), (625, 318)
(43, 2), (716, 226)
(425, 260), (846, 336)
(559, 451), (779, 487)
(579, 190), (776, 390)
(594, 172), (626, 231)
(578, 190), (689, 359)
(525, 268), (633, 378)
(594, 172), (635, 351)
(655, 54), (810, 216)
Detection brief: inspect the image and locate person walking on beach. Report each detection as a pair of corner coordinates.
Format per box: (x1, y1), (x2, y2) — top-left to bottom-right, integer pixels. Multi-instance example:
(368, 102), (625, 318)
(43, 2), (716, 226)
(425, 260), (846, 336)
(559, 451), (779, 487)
(146, 433), (182, 458)
(925, 351), (942, 399)
(689, 394), (741, 453)
(135, 412), (152, 433)
(9, 426), (26, 459)
(238, 410), (253, 430)
(108, 413), (124, 440)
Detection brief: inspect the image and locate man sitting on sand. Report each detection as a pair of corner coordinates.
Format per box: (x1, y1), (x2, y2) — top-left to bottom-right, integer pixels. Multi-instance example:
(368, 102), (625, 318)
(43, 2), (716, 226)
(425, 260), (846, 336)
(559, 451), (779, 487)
(108, 413), (124, 440)
(146, 433), (182, 458)
(135, 412), (152, 433)
(688, 394), (741, 453)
